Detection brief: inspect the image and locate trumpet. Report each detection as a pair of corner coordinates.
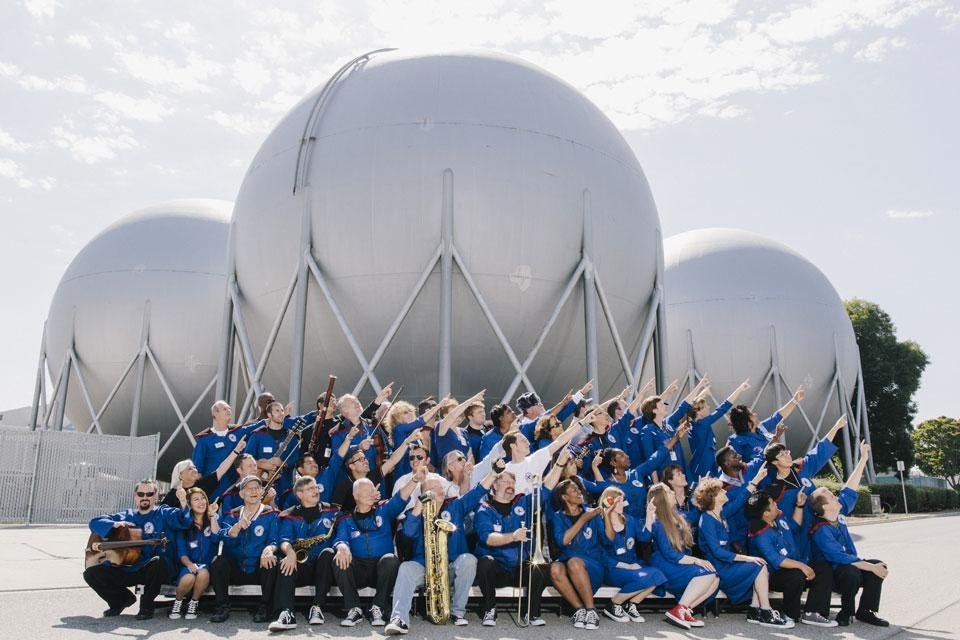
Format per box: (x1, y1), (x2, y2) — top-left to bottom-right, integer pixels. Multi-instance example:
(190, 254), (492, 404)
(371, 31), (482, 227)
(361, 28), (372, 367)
(516, 475), (547, 626)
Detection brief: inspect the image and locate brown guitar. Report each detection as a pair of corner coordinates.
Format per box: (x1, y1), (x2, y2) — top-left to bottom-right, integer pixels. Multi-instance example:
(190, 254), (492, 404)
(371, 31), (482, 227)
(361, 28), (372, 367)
(84, 527), (168, 569)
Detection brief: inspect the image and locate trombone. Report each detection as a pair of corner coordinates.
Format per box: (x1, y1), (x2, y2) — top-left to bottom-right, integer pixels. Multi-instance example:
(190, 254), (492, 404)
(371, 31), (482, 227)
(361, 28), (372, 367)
(515, 474), (547, 627)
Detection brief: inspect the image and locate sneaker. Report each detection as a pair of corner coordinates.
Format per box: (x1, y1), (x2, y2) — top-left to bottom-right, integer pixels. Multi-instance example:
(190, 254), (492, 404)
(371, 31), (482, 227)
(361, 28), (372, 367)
(584, 609), (600, 630)
(135, 609), (154, 621)
(369, 605), (386, 626)
(268, 609), (298, 631)
(856, 611), (890, 627)
(169, 599), (183, 620)
(801, 611), (838, 627)
(210, 606), (230, 623)
(252, 605), (271, 623)
(308, 605), (324, 625)
(624, 603), (645, 623)
(341, 607), (364, 627)
(452, 615), (469, 626)
(481, 608), (497, 626)
(683, 606), (704, 628)
(758, 608), (794, 629)
(573, 608), (587, 628)
(746, 605), (760, 624)
(385, 616), (409, 635)
(185, 599), (199, 620)
(604, 604), (629, 623)
(836, 613), (851, 627)
(103, 591), (138, 617)
(525, 614), (546, 626)
(664, 604), (691, 630)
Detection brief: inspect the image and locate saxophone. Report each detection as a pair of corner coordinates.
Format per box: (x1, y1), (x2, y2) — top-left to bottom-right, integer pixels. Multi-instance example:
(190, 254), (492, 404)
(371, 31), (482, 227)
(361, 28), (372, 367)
(421, 491), (456, 624)
(292, 513), (338, 563)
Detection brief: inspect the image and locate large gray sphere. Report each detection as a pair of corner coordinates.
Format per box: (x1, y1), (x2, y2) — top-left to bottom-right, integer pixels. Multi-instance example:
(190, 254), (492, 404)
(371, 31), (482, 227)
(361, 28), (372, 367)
(663, 228), (860, 453)
(232, 50), (662, 405)
(44, 200), (231, 461)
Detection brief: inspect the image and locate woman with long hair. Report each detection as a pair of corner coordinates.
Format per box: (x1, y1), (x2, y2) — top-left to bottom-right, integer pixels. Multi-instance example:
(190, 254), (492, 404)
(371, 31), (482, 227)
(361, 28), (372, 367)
(647, 483), (719, 630)
(597, 486), (666, 623)
(662, 464), (700, 538)
(693, 478), (792, 628)
(169, 487), (219, 621)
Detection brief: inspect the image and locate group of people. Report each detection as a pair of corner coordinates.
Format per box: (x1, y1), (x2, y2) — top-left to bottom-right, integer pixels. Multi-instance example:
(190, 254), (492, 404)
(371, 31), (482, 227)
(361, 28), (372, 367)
(84, 375), (890, 632)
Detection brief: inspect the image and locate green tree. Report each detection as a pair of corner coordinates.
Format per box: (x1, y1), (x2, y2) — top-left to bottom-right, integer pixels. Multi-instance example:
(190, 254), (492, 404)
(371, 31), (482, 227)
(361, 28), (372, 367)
(912, 417), (960, 490)
(845, 299), (928, 473)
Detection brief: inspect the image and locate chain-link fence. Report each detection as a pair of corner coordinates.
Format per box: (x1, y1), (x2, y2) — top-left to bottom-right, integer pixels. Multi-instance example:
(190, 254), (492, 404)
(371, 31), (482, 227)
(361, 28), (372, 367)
(0, 427), (158, 524)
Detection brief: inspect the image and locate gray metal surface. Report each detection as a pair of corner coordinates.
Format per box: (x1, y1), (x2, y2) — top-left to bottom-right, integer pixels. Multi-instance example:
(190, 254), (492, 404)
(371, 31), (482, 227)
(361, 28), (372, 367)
(0, 428), (158, 524)
(227, 49), (664, 408)
(662, 228), (868, 474)
(40, 200), (231, 466)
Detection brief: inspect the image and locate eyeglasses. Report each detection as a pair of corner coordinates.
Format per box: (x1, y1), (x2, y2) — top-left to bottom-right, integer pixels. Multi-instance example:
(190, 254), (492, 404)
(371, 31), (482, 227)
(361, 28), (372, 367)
(409, 454), (426, 461)
(348, 456), (366, 465)
(136, 491), (156, 497)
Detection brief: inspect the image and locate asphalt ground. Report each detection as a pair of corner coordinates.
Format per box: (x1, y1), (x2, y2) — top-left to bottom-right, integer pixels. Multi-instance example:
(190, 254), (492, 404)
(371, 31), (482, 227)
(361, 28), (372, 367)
(1, 513), (957, 640)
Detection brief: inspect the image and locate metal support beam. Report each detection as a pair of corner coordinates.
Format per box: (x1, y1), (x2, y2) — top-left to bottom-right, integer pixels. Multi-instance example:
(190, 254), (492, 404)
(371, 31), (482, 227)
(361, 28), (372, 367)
(29, 322), (47, 431)
(582, 190), (598, 389)
(653, 228), (667, 388)
(289, 189), (313, 410)
(438, 169), (454, 397)
(129, 301), (151, 437)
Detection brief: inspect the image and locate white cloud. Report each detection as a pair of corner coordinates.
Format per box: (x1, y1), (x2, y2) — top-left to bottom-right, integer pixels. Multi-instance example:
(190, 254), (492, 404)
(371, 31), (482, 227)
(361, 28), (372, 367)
(0, 61), (21, 77)
(23, 0), (58, 19)
(0, 157), (55, 190)
(66, 34), (92, 49)
(163, 22), (196, 42)
(114, 50), (223, 93)
(208, 110), (273, 136)
(50, 120), (139, 163)
(232, 57), (272, 95)
(17, 73), (88, 93)
(855, 35), (908, 62)
(887, 209), (936, 219)
(0, 129), (31, 153)
(93, 91), (175, 123)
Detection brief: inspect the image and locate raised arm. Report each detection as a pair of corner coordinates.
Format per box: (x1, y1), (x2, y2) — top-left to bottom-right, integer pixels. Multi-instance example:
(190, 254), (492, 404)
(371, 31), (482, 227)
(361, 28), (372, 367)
(844, 441), (871, 492)
(214, 435), (248, 480)
(682, 376), (710, 404)
(727, 379), (751, 405)
(381, 429), (422, 476)
(778, 386), (805, 420)
(438, 390), (486, 435)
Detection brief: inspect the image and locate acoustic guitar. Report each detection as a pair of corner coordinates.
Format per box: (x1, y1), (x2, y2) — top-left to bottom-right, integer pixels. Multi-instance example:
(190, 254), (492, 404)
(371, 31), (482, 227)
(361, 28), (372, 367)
(84, 527), (168, 569)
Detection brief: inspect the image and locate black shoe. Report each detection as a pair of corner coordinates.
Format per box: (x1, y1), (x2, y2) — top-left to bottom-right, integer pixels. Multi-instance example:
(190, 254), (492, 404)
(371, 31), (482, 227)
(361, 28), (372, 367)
(210, 607), (231, 623)
(836, 613), (851, 627)
(134, 609), (154, 621)
(856, 611), (890, 627)
(102, 607), (123, 617)
(252, 605), (271, 623)
(103, 591), (137, 617)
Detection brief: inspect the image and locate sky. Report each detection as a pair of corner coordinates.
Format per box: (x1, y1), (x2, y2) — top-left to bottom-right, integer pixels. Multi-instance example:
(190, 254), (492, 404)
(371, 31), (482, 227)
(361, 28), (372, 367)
(1, 0), (957, 424)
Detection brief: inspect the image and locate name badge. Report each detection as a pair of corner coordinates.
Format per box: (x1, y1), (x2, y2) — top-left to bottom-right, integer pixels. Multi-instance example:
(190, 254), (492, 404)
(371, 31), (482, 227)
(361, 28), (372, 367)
(719, 541), (727, 546)
(669, 451), (678, 461)
(616, 547), (626, 555)
(493, 524), (502, 532)
(214, 442), (225, 449)
(780, 548), (788, 556)
(263, 447), (274, 453)
(189, 541), (198, 549)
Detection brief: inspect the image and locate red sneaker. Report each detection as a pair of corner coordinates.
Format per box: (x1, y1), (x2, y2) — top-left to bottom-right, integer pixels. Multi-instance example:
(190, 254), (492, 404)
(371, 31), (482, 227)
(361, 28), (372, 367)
(665, 605), (691, 630)
(683, 606), (705, 627)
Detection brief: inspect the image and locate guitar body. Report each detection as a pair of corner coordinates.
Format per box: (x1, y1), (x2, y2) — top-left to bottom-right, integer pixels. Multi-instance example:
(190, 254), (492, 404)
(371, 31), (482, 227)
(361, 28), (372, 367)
(84, 528), (166, 569)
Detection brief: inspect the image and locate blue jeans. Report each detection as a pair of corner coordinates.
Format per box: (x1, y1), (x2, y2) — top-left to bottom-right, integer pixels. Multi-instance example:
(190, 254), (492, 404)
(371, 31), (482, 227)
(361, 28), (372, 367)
(390, 553), (478, 624)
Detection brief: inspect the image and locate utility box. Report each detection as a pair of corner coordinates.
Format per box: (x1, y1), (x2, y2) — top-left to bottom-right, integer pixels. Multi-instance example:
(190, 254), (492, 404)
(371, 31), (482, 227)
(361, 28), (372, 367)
(870, 494), (882, 515)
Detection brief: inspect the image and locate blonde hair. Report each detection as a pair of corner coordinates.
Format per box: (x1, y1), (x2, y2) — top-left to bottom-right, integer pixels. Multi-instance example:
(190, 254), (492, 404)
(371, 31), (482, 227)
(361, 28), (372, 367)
(384, 401), (416, 429)
(648, 483), (693, 551)
(599, 486), (626, 529)
(692, 477), (725, 512)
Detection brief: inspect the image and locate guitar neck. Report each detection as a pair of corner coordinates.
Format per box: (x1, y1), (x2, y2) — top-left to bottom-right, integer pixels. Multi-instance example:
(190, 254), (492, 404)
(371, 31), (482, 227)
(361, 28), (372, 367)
(95, 539), (165, 551)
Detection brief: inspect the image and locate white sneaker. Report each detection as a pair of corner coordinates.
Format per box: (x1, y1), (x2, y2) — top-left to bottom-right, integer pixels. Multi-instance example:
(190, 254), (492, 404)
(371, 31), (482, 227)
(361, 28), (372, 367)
(452, 615), (469, 626)
(268, 609), (297, 631)
(308, 605), (324, 625)
(524, 614), (546, 626)
(384, 616), (409, 635)
(584, 609), (599, 630)
(184, 599), (199, 620)
(369, 605), (386, 626)
(481, 608), (497, 626)
(604, 604), (629, 623)
(168, 599), (183, 620)
(573, 608), (587, 628)
(801, 611), (838, 627)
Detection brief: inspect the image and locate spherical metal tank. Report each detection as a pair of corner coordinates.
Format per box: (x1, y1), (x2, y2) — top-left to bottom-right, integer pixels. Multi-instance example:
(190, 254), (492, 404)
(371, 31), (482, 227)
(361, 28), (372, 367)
(663, 228), (860, 454)
(44, 199), (231, 462)
(232, 50), (662, 404)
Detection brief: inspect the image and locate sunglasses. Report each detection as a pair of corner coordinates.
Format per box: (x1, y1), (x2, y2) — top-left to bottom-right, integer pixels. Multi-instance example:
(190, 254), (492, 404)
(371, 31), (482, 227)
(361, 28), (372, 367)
(136, 491), (156, 497)
(408, 454), (426, 461)
(453, 455), (466, 462)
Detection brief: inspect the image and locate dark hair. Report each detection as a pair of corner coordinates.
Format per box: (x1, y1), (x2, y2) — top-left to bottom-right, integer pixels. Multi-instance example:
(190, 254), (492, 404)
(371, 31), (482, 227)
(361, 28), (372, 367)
(764, 442), (788, 464)
(135, 478), (159, 492)
(502, 431), (521, 458)
(745, 491), (774, 521)
(296, 454), (316, 471)
(640, 396), (661, 422)
(715, 444), (737, 469)
(233, 453), (254, 470)
(729, 405), (752, 434)
(606, 401), (621, 419)
(490, 404), (512, 430)
(185, 487), (211, 529)
(662, 464), (684, 485)
(418, 396), (437, 415)
(599, 448), (622, 475)
(464, 402), (484, 420)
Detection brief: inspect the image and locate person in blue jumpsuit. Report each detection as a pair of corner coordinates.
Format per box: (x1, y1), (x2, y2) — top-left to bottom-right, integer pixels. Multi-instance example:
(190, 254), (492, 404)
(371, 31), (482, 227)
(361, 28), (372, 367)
(211, 475), (281, 623)
(83, 480), (192, 619)
(169, 487), (221, 621)
(693, 478), (792, 628)
(684, 379), (751, 478)
(808, 440), (889, 627)
(331, 469), (422, 627)
(245, 401), (312, 498)
(587, 445), (671, 519)
(726, 387), (803, 461)
(637, 379), (691, 480)
(646, 482), (719, 630)
(715, 444), (766, 548)
(192, 400), (260, 499)
(597, 486), (666, 623)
